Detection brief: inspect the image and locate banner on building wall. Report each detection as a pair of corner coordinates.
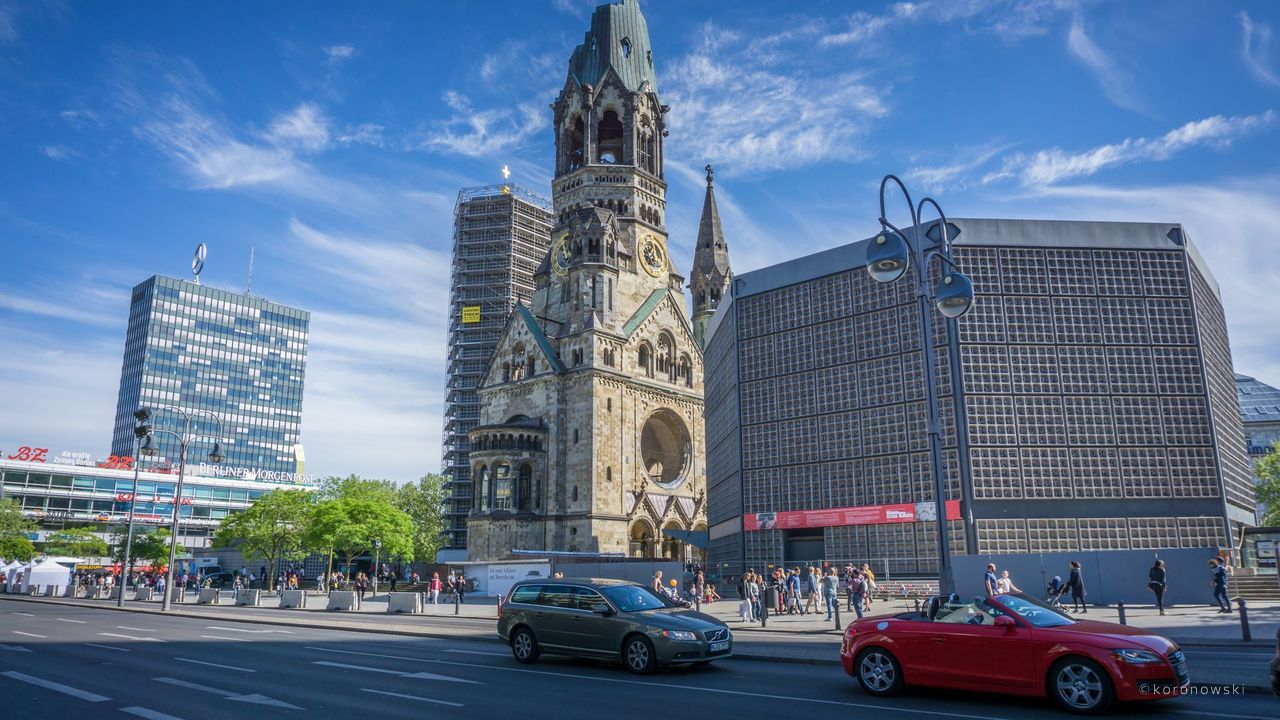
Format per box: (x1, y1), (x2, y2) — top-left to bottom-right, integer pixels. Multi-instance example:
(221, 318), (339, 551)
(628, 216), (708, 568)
(461, 306), (481, 323)
(743, 500), (961, 531)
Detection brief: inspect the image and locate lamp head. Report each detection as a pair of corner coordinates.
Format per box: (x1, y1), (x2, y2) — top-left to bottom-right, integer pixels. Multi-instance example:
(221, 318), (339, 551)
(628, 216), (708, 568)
(208, 443), (225, 464)
(139, 435), (160, 457)
(935, 271), (975, 318)
(134, 425), (151, 439)
(133, 407), (151, 422)
(866, 230), (910, 283)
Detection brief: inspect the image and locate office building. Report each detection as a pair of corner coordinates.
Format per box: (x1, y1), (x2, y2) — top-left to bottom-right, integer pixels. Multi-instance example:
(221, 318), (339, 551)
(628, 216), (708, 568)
(442, 184), (554, 549)
(704, 218), (1254, 576)
(1237, 373), (1280, 523)
(110, 275), (310, 480)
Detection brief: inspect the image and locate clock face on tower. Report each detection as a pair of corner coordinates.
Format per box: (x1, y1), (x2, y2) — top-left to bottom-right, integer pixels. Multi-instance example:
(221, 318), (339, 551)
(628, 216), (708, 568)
(639, 234), (666, 278)
(550, 232), (571, 276)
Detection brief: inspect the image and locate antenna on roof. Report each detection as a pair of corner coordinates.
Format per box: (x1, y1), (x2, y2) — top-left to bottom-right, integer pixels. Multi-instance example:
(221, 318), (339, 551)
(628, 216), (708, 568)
(246, 246), (255, 295)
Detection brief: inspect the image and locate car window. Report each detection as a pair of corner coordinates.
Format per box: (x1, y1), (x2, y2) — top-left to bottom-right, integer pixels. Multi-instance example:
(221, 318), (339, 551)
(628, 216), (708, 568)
(994, 593), (1075, 627)
(936, 599), (1005, 625)
(572, 587), (607, 611)
(509, 584), (542, 605)
(602, 584), (675, 612)
(538, 584), (576, 609)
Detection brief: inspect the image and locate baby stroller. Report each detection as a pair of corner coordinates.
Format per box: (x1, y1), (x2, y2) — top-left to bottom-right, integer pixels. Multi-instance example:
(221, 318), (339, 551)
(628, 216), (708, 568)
(1046, 575), (1067, 611)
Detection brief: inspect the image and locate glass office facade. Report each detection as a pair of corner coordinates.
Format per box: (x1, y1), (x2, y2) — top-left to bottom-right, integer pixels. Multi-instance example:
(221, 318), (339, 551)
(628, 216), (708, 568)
(110, 275), (309, 477)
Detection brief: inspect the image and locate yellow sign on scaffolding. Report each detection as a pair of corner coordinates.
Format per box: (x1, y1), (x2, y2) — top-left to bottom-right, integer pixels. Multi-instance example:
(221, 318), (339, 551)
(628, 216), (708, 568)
(461, 306), (481, 324)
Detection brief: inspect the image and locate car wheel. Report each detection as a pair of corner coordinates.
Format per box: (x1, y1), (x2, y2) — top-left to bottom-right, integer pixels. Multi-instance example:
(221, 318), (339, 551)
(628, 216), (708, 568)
(1049, 657), (1114, 715)
(855, 647), (904, 697)
(623, 635), (657, 674)
(510, 627), (540, 664)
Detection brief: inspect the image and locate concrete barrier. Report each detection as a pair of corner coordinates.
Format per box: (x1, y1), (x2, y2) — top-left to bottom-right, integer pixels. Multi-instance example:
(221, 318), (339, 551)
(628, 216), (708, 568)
(196, 588), (220, 605)
(326, 590), (360, 611)
(135, 586), (154, 601)
(387, 592), (423, 614)
(279, 589), (307, 609)
(235, 589), (261, 607)
(170, 587), (186, 604)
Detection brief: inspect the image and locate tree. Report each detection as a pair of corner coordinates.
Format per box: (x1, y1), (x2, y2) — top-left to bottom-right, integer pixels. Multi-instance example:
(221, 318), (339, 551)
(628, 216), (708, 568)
(317, 474), (397, 503)
(1255, 441), (1280, 526)
(304, 497), (413, 580)
(213, 490), (312, 591)
(0, 534), (35, 562)
(397, 474), (449, 564)
(43, 527), (109, 558)
(111, 527), (172, 574)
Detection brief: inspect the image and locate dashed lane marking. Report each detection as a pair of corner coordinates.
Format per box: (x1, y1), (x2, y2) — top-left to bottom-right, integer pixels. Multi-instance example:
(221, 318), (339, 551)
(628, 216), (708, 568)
(56, 618), (87, 624)
(13, 631), (46, 638)
(98, 633), (164, 643)
(174, 657), (255, 672)
(83, 643), (130, 653)
(117, 626), (157, 632)
(122, 707), (186, 720)
(445, 649), (506, 657)
(312, 660), (480, 684)
(198, 635), (251, 642)
(0, 671), (111, 702)
(360, 688), (464, 707)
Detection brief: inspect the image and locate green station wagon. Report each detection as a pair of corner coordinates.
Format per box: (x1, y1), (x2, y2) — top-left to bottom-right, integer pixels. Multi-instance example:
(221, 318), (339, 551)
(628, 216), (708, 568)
(497, 577), (733, 673)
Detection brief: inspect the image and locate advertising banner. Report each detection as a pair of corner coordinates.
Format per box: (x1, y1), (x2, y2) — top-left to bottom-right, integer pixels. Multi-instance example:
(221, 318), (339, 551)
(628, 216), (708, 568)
(743, 499), (961, 531)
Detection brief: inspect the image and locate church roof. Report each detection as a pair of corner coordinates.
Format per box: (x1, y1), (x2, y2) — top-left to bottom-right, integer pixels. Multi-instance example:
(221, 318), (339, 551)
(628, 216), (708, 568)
(516, 304), (564, 373)
(622, 288), (669, 337)
(567, 0), (659, 94)
(1237, 373), (1280, 423)
(690, 164), (731, 281)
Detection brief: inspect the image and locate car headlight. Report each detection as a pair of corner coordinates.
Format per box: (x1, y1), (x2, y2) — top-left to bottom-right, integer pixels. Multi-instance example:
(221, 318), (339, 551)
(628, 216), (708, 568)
(1113, 648), (1162, 664)
(661, 630), (698, 641)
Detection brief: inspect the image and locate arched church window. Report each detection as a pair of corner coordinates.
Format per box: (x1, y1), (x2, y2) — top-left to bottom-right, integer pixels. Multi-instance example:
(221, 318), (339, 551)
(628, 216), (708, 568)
(502, 362), (511, 383)
(566, 116), (585, 171)
(638, 343), (653, 377)
(679, 354), (692, 387)
(517, 463), (534, 512)
(476, 464), (490, 512)
(494, 462), (512, 510)
(571, 486), (579, 502)
(597, 109), (623, 164)
(657, 334), (675, 380)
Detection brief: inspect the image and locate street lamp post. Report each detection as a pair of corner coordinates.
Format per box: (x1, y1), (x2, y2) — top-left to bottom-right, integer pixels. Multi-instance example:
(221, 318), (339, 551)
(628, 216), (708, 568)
(865, 174), (976, 598)
(373, 539), (382, 597)
(117, 423), (159, 608)
(135, 406), (224, 612)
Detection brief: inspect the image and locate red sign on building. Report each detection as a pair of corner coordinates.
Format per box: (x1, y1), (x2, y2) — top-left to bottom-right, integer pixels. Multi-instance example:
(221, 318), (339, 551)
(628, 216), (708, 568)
(743, 500), (961, 531)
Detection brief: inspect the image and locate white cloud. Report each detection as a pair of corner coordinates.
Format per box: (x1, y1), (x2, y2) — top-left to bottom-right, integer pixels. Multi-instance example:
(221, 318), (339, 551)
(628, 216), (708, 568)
(335, 122), (385, 147)
(664, 22), (887, 175)
(419, 91), (545, 157)
(324, 44), (356, 66)
(907, 142), (1014, 192)
(263, 102), (331, 153)
(820, 2), (922, 47)
(60, 109), (101, 130)
(0, 4), (17, 44)
(40, 144), (77, 161)
(0, 290), (117, 326)
(1241, 12), (1280, 87)
(1067, 10), (1143, 113)
(988, 112), (1275, 187)
(820, 0), (1066, 48)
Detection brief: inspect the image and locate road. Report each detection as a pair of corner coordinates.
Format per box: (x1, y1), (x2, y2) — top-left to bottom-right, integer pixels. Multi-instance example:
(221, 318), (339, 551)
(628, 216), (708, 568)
(0, 598), (1275, 719)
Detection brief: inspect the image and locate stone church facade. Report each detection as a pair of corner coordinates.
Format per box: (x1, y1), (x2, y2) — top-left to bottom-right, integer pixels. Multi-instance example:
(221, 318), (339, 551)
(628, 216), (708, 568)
(466, 0), (729, 563)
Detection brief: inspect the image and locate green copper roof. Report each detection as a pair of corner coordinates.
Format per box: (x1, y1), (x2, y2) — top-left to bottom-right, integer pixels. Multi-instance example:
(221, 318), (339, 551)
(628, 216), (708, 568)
(516, 304), (564, 373)
(568, 0), (659, 93)
(622, 288), (668, 337)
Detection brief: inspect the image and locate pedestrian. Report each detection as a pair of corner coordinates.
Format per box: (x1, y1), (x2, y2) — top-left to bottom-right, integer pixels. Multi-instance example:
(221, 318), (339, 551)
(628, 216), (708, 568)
(411, 571), (421, 586)
(737, 573), (752, 621)
(861, 564), (877, 611)
(1209, 558), (1231, 613)
(803, 566), (819, 615)
(1148, 559), (1167, 615)
(786, 569), (801, 615)
(821, 568), (840, 621)
(847, 569), (865, 619)
(747, 573), (761, 621)
(429, 572), (442, 604)
(651, 570), (663, 593)
(355, 572), (368, 602)
(983, 563), (998, 596)
(1067, 560), (1087, 613)
(996, 570), (1021, 594)
(389, 572), (398, 592)
(694, 570), (706, 603)
(456, 573), (467, 604)
(706, 584), (720, 603)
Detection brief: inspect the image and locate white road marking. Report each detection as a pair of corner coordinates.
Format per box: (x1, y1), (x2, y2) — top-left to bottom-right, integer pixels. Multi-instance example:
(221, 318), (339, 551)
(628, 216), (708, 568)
(360, 688), (464, 707)
(445, 648), (506, 657)
(56, 618), (87, 624)
(13, 631), (46, 638)
(198, 634), (250, 642)
(99, 632), (164, 643)
(83, 643), (130, 653)
(312, 660), (479, 684)
(203, 625), (292, 634)
(0, 671), (111, 702)
(152, 677), (300, 709)
(302, 646), (1008, 719)
(175, 657), (254, 672)
(122, 707), (186, 720)
(117, 626), (156, 632)
(11, 612), (32, 616)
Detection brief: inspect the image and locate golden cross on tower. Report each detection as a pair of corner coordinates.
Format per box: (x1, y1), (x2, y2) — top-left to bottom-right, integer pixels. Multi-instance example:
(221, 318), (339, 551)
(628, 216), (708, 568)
(502, 165), (511, 180)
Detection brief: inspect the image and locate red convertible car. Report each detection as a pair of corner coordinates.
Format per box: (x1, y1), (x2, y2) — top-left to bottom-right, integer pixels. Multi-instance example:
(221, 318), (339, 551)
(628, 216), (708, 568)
(841, 592), (1188, 714)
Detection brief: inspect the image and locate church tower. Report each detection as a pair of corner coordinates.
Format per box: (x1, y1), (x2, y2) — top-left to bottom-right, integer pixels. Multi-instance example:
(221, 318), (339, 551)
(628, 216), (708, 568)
(466, 0), (708, 564)
(688, 164), (731, 349)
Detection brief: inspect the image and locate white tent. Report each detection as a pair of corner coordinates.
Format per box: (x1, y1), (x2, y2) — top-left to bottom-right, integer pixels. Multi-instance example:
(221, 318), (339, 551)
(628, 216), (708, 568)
(15, 561), (35, 593)
(27, 558), (71, 595)
(0, 561), (20, 593)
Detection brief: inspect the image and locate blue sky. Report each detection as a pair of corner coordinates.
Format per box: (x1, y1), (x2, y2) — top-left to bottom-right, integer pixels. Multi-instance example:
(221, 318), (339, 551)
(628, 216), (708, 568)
(1, 0), (1278, 483)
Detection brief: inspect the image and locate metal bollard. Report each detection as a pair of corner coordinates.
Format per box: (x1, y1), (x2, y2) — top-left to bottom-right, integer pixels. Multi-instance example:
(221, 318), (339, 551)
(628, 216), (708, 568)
(455, 591), (460, 616)
(761, 596), (768, 627)
(834, 599), (841, 631)
(1117, 601), (1126, 625)
(1234, 597), (1251, 642)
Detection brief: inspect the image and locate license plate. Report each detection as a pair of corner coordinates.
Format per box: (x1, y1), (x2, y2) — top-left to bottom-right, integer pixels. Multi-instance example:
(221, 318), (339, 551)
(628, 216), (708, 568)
(709, 641), (729, 653)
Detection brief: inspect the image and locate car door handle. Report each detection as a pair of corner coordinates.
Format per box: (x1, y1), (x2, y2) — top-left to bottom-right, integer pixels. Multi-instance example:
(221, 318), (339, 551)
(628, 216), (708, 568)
(930, 637), (946, 644)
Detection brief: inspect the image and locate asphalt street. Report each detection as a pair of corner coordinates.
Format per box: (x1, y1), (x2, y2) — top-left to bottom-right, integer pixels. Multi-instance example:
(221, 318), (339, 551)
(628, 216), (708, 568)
(0, 598), (1275, 720)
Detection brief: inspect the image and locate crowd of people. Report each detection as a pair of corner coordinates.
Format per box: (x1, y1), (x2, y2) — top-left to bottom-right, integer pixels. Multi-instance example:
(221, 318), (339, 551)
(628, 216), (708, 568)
(727, 563), (881, 623)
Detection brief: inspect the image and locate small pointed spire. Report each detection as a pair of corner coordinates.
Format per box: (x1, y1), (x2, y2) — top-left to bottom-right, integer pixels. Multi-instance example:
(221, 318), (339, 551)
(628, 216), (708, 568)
(705, 163), (714, 187)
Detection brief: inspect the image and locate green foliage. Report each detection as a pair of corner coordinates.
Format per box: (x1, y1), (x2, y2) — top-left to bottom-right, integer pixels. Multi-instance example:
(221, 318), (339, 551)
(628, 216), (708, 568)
(0, 497), (34, 536)
(0, 534), (35, 562)
(317, 474), (397, 503)
(305, 496), (413, 575)
(214, 490), (312, 590)
(1255, 442), (1280, 526)
(111, 527), (172, 572)
(43, 526), (109, 558)
(396, 474), (449, 564)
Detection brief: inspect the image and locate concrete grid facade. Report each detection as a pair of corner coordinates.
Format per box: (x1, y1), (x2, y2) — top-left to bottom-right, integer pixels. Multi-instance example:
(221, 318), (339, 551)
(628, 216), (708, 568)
(442, 185), (553, 549)
(705, 218), (1254, 578)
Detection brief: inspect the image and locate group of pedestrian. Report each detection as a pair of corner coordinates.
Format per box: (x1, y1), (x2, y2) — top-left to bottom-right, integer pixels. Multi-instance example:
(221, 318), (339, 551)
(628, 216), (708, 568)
(730, 564), (880, 623)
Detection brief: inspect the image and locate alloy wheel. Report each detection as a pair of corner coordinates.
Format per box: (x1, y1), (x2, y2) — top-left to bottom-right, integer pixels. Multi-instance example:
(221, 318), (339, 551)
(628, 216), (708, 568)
(1055, 663), (1104, 710)
(626, 639), (651, 672)
(859, 651), (895, 692)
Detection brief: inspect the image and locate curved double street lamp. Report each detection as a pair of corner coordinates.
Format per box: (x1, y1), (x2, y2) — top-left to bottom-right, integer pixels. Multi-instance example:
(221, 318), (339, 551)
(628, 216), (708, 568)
(866, 174), (976, 597)
(132, 406), (224, 612)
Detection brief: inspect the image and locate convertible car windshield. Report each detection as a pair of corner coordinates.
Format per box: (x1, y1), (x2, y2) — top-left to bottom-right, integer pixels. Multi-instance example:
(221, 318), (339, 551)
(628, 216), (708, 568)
(996, 593), (1076, 628)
